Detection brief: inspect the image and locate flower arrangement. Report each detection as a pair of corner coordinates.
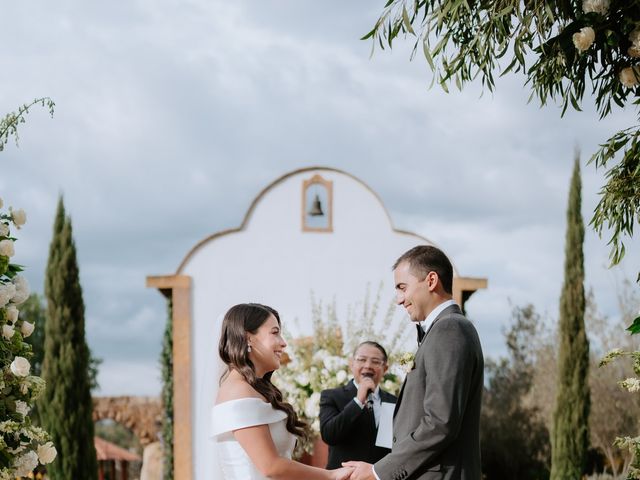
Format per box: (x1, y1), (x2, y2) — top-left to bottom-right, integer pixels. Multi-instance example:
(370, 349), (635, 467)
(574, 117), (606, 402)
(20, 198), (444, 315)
(565, 0), (640, 88)
(273, 288), (413, 456)
(600, 346), (640, 478)
(0, 198), (56, 478)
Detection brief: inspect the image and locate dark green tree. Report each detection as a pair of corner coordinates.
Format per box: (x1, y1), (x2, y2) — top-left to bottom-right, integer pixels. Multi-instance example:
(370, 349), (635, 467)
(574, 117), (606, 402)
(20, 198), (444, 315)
(481, 304), (550, 480)
(39, 197), (98, 480)
(551, 157), (591, 480)
(161, 299), (174, 480)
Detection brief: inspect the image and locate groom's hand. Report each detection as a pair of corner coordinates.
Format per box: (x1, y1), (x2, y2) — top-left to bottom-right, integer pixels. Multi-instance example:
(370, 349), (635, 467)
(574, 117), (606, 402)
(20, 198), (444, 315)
(342, 461), (375, 480)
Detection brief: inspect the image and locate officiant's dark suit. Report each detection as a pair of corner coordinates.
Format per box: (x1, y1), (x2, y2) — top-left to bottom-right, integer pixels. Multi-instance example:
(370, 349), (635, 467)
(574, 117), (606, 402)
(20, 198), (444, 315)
(345, 246), (484, 480)
(320, 342), (397, 469)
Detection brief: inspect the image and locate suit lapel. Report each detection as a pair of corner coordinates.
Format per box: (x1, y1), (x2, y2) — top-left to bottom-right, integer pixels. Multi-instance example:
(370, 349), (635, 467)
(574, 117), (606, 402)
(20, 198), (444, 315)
(393, 304), (461, 418)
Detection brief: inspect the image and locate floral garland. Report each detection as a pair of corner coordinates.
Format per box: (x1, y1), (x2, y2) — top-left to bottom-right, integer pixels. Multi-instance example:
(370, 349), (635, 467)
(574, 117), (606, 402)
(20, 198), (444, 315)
(0, 198), (56, 478)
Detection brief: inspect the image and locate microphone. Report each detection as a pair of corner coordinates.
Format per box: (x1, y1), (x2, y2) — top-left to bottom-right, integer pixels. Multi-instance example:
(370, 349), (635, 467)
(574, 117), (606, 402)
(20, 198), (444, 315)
(362, 373), (375, 410)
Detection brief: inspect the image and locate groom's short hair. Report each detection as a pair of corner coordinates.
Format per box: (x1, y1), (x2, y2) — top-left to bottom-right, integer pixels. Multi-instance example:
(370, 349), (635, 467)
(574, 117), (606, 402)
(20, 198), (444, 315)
(393, 245), (454, 294)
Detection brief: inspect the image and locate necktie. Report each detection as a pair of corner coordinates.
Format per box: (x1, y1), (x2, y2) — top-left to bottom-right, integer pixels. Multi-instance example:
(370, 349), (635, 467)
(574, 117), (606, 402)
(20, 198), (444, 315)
(416, 323), (425, 344)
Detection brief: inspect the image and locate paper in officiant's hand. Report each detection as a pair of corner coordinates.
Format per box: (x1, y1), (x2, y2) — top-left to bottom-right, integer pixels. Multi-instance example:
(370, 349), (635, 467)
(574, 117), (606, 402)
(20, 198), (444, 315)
(375, 402), (395, 449)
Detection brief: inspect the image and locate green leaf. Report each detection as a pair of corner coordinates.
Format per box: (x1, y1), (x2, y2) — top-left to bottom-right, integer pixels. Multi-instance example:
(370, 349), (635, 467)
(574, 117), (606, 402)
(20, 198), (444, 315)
(422, 39), (435, 70)
(360, 27), (376, 41)
(402, 6), (416, 35)
(627, 316), (640, 335)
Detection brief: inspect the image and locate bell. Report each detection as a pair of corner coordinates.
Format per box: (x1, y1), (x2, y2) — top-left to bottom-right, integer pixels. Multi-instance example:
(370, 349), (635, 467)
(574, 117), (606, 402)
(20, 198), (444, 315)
(308, 194), (324, 216)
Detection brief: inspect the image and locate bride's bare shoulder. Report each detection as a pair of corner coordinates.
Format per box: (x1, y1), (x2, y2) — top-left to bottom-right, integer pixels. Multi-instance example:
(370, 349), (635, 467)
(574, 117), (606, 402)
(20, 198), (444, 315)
(216, 370), (263, 404)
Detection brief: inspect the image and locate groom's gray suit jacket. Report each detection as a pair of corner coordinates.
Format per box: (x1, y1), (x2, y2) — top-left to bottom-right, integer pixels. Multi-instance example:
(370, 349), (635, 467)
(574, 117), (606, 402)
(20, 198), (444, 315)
(374, 304), (484, 480)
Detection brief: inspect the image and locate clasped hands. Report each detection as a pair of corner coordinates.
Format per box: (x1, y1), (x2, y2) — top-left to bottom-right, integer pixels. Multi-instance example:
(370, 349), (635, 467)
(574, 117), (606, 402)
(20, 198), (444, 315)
(332, 461), (375, 480)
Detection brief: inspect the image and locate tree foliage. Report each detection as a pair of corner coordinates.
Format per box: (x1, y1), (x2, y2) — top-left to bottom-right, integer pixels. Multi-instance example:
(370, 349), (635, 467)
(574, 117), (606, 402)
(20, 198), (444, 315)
(588, 286), (640, 477)
(551, 157), (590, 479)
(366, 0), (640, 275)
(40, 197), (97, 480)
(480, 304), (550, 480)
(0, 98), (54, 153)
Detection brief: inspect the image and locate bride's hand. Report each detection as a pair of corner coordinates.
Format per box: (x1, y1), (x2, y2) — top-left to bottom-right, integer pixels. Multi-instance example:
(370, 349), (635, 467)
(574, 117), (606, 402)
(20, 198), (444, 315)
(331, 466), (353, 480)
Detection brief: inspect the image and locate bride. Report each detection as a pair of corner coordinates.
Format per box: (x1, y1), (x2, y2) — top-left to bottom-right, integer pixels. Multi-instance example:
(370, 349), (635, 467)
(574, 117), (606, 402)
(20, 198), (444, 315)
(212, 303), (353, 480)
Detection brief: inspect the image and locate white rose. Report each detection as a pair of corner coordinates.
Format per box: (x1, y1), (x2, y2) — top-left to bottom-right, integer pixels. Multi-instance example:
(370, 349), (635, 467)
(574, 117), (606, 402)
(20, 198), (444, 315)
(0, 240), (15, 258)
(11, 276), (29, 305)
(9, 207), (26, 229)
(20, 321), (34, 338)
(0, 284), (17, 308)
(5, 305), (19, 323)
(14, 400), (30, 417)
(0, 284), (16, 308)
(0, 223), (8, 237)
(582, 0), (609, 15)
(37, 441), (57, 464)
(572, 27), (595, 52)
(311, 418), (320, 434)
(13, 450), (38, 477)
(304, 392), (321, 418)
(2, 324), (14, 340)
(336, 369), (348, 384)
(620, 66), (640, 87)
(10, 356), (30, 377)
(295, 372), (309, 386)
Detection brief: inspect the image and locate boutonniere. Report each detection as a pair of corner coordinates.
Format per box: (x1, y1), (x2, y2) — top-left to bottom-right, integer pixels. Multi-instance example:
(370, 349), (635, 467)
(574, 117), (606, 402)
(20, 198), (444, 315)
(398, 352), (416, 374)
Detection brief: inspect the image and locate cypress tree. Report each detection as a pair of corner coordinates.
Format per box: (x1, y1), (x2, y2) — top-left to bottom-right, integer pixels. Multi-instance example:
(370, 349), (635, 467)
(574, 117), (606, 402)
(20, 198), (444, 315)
(161, 298), (174, 480)
(40, 197), (97, 479)
(550, 157), (590, 480)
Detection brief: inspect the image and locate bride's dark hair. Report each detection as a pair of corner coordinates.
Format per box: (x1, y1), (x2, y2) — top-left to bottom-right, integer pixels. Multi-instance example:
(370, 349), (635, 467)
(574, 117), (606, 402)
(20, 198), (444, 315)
(219, 303), (307, 437)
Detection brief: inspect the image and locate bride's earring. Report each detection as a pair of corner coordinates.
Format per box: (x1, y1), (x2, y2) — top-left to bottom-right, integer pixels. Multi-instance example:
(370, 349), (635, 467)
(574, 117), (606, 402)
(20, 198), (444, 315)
(247, 344), (252, 353)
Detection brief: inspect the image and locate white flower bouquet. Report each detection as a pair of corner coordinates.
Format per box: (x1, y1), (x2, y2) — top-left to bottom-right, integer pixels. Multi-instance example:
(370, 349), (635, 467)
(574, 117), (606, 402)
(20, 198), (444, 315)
(0, 198), (56, 477)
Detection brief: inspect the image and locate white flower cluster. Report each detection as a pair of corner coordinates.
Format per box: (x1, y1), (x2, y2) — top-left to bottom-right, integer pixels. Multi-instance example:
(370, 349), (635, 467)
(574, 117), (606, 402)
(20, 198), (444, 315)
(582, 0), (610, 15)
(619, 377), (640, 393)
(0, 198), (56, 477)
(571, 0), (640, 88)
(628, 30), (640, 58)
(572, 27), (595, 53)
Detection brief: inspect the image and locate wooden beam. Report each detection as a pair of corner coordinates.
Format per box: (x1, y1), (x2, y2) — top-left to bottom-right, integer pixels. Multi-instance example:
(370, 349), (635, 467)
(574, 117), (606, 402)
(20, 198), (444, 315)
(147, 274), (192, 480)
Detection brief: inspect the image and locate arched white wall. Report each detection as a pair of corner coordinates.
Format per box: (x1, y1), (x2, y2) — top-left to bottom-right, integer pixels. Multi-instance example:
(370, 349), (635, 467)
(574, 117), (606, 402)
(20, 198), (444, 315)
(181, 168), (436, 475)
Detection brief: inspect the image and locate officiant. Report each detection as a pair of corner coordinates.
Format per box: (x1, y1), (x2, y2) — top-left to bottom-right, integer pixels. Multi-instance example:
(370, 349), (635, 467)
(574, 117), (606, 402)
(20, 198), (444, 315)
(319, 341), (397, 469)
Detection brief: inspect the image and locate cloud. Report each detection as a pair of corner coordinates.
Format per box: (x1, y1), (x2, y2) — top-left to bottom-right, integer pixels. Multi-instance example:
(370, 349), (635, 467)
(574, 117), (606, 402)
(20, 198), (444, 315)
(1, 0), (638, 395)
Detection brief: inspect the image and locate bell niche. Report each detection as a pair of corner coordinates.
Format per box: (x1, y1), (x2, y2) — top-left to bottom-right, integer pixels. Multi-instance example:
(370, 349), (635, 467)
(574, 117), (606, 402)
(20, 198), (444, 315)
(302, 174), (333, 232)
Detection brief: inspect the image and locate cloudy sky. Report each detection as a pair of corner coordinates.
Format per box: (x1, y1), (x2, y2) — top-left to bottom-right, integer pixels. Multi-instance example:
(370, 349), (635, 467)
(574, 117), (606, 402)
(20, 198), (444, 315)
(1, 0), (638, 396)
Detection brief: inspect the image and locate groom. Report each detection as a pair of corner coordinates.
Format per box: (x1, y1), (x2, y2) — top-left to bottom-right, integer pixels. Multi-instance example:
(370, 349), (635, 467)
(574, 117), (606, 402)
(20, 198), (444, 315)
(345, 245), (484, 480)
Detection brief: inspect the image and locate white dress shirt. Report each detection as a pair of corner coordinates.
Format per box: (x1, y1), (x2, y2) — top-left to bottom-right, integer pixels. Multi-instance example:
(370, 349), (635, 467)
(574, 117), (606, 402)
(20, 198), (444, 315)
(418, 299), (456, 339)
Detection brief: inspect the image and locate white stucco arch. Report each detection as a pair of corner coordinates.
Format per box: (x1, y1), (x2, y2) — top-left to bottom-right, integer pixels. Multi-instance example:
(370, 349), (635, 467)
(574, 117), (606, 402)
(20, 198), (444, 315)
(147, 166), (486, 480)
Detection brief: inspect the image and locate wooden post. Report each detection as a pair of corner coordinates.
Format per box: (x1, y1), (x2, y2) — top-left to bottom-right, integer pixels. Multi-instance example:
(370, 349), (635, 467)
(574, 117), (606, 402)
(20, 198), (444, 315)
(147, 275), (193, 480)
(120, 460), (128, 480)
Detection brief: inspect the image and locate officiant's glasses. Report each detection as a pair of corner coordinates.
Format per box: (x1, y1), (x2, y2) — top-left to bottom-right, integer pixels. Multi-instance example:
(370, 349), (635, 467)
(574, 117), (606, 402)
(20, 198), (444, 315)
(354, 356), (385, 367)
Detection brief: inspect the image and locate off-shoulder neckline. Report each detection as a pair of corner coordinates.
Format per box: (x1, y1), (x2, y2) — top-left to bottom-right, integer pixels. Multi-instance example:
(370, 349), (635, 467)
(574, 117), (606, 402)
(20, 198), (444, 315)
(214, 397), (269, 408)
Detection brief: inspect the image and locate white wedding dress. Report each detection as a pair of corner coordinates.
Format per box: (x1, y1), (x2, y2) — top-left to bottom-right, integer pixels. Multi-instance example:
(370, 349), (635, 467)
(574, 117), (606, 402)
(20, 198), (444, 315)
(211, 397), (296, 479)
